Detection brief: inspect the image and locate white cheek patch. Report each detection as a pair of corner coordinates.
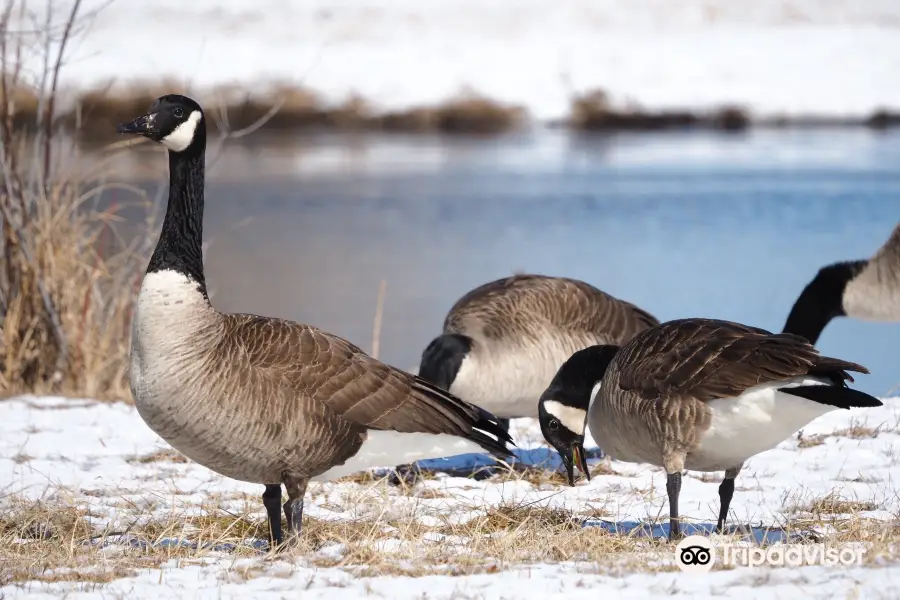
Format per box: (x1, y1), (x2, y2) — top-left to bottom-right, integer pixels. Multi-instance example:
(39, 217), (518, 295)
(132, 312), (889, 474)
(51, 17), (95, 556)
(543, 400), (587, 434)
(161, 110), (202, 152)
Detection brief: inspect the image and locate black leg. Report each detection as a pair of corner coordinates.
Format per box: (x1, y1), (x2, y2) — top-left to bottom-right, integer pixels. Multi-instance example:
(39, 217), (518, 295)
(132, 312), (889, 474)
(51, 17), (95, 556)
(666, 471), (682, 541)
(717, 467), (739, 533)
(262, 484), (283, 549)
(283, 478), (308, 545)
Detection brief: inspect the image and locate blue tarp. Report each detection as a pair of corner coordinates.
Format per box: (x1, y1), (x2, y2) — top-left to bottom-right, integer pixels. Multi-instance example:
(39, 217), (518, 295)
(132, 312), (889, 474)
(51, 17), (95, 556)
(371, 445), (607, 479)
(581, 520), (811, 544)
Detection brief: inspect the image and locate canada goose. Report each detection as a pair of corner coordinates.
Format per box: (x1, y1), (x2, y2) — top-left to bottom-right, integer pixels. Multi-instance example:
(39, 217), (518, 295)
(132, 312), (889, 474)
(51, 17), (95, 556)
(117, 94), (515, 549)
(537, 318), (882, 541)
(418, 274), (659, 429)
(783, 222), (900, 344)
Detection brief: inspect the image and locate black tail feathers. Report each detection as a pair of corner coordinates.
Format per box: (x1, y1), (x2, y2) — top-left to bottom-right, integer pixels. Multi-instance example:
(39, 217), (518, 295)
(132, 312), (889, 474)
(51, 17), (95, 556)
(780, 384), (883, 409)
(418, 333), (473, 390)
(469, 406), (516, 460)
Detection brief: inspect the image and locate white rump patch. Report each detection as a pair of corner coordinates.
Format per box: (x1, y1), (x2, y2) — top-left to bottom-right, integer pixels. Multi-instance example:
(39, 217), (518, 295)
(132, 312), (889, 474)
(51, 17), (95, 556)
(312, 431), (487, 482)
(542, 400), (587, 434)
(695, 376), (837, 469)
(161, 110), (202, 152)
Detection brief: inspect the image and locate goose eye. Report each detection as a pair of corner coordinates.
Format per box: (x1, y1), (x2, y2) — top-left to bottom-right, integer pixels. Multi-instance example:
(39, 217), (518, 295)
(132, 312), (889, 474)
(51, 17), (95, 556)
(549, 419), (559, 431)
(173, 107), (184, 118)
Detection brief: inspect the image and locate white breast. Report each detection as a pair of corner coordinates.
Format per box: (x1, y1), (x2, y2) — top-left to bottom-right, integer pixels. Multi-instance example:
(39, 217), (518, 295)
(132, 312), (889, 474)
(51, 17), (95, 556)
(449, 334), (597, 419)
(129, 269), (216, 408)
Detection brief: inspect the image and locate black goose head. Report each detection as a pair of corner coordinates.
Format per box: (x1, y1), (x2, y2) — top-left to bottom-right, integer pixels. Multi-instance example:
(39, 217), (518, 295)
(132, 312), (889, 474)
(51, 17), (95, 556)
(418, 333), (474, 390)
(117, 94), (206, 153)
(538, 344), (619, 486)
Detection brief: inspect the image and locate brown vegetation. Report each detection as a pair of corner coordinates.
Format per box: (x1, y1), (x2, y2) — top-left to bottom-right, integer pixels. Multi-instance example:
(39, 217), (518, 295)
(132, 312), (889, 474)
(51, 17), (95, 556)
(11, 78), (528, 145)
(0, 0), (145, 401)
(568, 89), (751, 132)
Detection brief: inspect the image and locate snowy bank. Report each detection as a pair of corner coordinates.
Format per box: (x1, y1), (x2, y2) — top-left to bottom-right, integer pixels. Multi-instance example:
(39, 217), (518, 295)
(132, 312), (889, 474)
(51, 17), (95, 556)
(2, 392), (900, 598)
(13, 0), (900, 125)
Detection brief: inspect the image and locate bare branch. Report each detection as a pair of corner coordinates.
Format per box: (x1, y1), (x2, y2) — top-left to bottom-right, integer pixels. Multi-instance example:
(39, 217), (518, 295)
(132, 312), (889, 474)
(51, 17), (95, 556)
(206, 96), (285, 172)
(371, 279), (387, 360)
(0, 160), (69, 381)
(42, 0), (82, 180)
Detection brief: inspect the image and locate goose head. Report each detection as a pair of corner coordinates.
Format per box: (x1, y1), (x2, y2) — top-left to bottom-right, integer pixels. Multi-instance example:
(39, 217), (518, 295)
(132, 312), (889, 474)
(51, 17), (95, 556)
(538, 344), (619, 486)
(118, 94), (206, 153)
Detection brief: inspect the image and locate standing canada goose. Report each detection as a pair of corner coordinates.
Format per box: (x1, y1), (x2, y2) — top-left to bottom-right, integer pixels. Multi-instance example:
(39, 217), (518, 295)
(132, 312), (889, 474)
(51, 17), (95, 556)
(783, 222), (900, 344)
(418, 274), (659, 429)
(117, 94), (515, 549)
(537, 318), (882, 541)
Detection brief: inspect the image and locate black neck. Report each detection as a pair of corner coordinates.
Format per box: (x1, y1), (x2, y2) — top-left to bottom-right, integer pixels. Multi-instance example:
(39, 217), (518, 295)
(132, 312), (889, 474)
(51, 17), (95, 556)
(544, 344), (620, 409)
(781, 259), (866, 344)
(146, 145), (207, 297)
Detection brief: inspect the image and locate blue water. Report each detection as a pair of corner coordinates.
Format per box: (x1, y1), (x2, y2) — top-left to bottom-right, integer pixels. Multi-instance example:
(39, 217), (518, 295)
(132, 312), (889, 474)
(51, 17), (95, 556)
(179, 128), (899, 397)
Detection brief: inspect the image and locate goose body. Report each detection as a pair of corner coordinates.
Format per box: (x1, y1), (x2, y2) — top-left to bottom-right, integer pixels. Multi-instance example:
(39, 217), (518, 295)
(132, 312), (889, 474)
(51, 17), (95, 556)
(783, 222), (900, 343)
(418, 274), (659, 423)
(538, 318), (882, 540)
(120, 95), (514, 548)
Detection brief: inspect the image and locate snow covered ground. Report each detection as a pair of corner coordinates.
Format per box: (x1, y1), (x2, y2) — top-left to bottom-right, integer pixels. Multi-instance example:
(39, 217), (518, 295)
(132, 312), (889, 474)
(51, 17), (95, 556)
(15, 0), (900, 121)
(2, 392), (900, 598)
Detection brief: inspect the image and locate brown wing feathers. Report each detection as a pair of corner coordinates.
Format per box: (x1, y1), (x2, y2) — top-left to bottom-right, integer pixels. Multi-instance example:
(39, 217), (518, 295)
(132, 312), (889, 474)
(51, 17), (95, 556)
(227, 315), (514, 460)
(617, 319), (870, 402)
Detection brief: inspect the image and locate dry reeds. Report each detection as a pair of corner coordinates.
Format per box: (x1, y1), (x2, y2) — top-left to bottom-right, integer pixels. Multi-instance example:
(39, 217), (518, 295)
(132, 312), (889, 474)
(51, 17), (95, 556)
(0, 0), (151, 400)
(11, 79), (527, 143)
(568, 88), (751, 132)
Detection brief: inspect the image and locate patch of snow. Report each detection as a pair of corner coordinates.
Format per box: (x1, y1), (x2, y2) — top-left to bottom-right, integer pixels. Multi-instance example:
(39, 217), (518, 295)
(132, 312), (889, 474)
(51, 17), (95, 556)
(2, 393), (900, 597)
(15, 0), (900, 121)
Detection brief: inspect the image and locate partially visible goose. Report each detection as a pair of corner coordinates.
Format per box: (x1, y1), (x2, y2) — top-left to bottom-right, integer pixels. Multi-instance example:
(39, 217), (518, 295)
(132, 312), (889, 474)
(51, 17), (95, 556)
(537, 318), (882, 541)
(117, 95), (514, 548)
(418, 274), (659, 429)
(783, 222), (900, 344)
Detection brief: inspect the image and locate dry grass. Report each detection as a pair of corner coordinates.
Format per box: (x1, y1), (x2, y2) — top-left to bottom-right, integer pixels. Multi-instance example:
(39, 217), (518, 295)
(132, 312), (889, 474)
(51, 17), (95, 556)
(0, 1), (152, 401)
(796, 419), (886, 448)
(5, 79), (529, 143)
(373, 91), (526, 134)
(566, 87), (900, 132)
(0, 490), (664, 586)
(789, 490), (881, 517)
(568, 89), (750, 132)
(5, 479), (899, 589)
(126, 449), (190, 465)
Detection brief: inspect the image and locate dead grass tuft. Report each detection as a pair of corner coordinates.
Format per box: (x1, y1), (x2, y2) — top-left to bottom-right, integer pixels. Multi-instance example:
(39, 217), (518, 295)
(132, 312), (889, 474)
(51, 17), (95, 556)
(126, 449), (190, 464)
(796, 420), (884, 448)
(375, 92), (525, 134)
(795, 491), (880, 516)
(569, 89), (750, 132)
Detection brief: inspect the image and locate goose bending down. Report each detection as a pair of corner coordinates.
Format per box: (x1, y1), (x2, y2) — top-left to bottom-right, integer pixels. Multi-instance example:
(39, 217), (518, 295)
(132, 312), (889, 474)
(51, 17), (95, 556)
(783, 222), (900, 344)
(117, 95), (515, 548)
(537, 318), (882, 541)
(418, 274), (659, 430)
